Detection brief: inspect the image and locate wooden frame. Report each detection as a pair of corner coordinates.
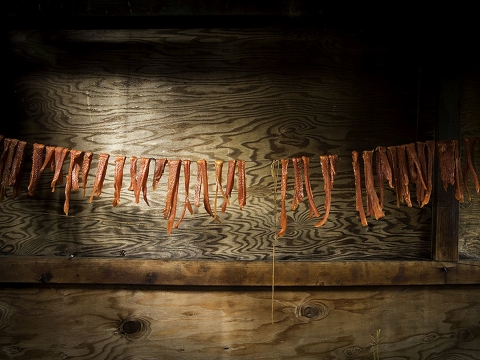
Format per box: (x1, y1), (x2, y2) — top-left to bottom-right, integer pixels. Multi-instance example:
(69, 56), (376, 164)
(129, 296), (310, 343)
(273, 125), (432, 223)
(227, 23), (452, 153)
(2, 15), (478, 289)
(1, 257), (479, 286)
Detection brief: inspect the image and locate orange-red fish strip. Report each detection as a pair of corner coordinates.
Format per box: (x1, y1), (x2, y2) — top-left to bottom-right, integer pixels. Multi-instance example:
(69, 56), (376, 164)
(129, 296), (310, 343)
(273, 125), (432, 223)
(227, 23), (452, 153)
(291, 157), (304, 211)
(386, 146), (401, 207)
(39, 145), (55, 173)
(278, 158), (289, 237)
(81, 151), (93, 196)
(418, 140), (435, 207)
(152, 158), (167, 191)
(51, 147), (70, 192)
(463, 137), (480, 200)
(314, 154), (337, 227)
(301, 156), (320, 218)
(1, 139), (19, 201)
(128, 156), (138, 193)
(64, 149), (83, 216)
(405, 142), (427, 205)
(237, 160), (247, 210)
(416, 142), (427, 205)
(352, 151), (368, 227)
(221, 159), (236, 212)
(112, 156), (126, 207)
(396, 145), (412, 207)
(363, 150), (385, 220)
(89, 153), (109, 203)
(214, 160), (228, 221)
(174, 160), (194, 229)
(28, 143), (45, 196)
(375, 146), (393, 208)
(8, 140), (27, 199)
(0, 137), (11, 185)
(163, 159), (182, 220)
(135, 157), (151, 206)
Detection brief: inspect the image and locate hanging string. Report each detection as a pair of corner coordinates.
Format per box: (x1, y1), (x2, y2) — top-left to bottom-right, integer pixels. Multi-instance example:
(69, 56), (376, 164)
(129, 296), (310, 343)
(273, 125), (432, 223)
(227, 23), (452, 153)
(270, 160), (280, 324)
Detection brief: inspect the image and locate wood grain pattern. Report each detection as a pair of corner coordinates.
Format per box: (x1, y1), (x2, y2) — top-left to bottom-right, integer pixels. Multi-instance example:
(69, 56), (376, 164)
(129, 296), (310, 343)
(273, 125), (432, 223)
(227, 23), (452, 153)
(1, 285), (479, 359)
(459, 62), (480, 260)
(1, 28), (440, 261)
(1, 257), (479, 286)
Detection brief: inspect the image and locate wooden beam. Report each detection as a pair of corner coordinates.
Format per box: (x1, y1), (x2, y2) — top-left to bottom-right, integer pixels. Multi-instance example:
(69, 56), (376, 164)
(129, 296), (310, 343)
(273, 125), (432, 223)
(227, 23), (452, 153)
(432, 63), (462, 261)
(1, 257), (479, 286)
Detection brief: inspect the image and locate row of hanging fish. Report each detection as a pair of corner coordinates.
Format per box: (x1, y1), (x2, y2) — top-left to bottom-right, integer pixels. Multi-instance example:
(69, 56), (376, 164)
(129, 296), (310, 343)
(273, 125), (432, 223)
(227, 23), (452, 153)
(272, 137), (478, 236)
(351, 138), (479, 227)
(1, 134), (478, 236)
(0, 135), (246, 234)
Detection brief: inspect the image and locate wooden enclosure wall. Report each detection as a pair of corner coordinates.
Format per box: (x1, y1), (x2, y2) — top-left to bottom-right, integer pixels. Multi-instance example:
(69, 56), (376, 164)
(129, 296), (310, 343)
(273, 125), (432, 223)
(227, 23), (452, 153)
(1, 284), (479, 359)
(1, 12), (480, 360)
(2, 27), (459, 261)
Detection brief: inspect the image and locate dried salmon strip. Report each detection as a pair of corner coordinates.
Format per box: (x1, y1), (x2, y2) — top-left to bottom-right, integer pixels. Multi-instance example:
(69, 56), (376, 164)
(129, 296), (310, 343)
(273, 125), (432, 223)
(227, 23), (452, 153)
(28, 143), (45, 196)
(405, 143), (427, 206)
(81, 151), (93, 196)
(396, 145), (412, 207)
(463, 137), (480, 200)
(214, 160), (228, 220)
(421, 140), (435, 207)
(128, 156), (138, 193)
(163, 159), (182, 220)
(301, 156), (320, 218)
(51, 147), (70, 192)
(39, 145), (55, 173)
(152, 158), (167, 191)
(8, 140), (27, 200)
(237, 160), (247, 211)
(386, 146), (401, 207)
(174, 159), (194, 229)
(363, 150), (385, 220)
(89, 153), (109, 203)
(291, 157), (304, 211)
(64, 149), (83, 216)
(134, 157), (151, 206)
(352, 151), (368, 227)
(314, 154), (337, 228)
(0, 137), (11, 185)
(195, 159), (218, 220)
(278, 158), (289, 237)
(0, 138), (18, 201)
(437, 140), (464, 201)
(221, 159), (236, 212)
(375, 146), (393, 208)
(415, 142), (428, 206)
(112, 156), (126, 207)
(71, 151), (82, 191)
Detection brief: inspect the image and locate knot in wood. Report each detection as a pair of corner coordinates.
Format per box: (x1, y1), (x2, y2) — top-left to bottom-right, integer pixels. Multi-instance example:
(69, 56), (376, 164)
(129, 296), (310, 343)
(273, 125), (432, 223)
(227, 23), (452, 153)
(456, 327), (474, 341)
(119, 318), (150, 339)
(298, 300), (329, 320)
(122, 320), (141, 335)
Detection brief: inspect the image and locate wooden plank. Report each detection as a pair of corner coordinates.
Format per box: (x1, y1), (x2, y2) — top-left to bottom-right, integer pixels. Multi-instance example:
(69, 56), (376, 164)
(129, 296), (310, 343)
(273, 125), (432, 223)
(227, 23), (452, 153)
(1, 257), (479, 286)
(1, 28), (434, 262)
(432, 65), (462, 261)
(1, 284), (479, 359)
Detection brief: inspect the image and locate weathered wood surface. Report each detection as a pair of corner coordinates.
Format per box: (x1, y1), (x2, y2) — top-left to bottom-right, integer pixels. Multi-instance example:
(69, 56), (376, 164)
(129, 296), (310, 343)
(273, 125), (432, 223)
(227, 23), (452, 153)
(1, 257), (480, 286)
(1, 285), (479, 359)
(1, 28), (438, 261)
(459, 62), (480, 260)
(432, 66), (461, 261)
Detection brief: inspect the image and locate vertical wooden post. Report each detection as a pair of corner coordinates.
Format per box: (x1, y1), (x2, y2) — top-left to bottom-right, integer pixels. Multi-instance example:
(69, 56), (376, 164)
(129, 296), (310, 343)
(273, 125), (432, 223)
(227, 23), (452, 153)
(431, 66), (461, 261)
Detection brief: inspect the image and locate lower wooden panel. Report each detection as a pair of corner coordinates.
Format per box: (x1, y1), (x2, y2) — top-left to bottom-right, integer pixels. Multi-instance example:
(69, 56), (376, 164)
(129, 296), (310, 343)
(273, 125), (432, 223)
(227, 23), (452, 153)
(1, 285), (479, 359)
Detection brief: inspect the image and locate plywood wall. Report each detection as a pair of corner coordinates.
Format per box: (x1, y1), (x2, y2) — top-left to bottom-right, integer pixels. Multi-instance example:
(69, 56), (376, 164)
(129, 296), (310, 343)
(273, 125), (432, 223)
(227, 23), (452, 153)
(2, 28), (451, 261)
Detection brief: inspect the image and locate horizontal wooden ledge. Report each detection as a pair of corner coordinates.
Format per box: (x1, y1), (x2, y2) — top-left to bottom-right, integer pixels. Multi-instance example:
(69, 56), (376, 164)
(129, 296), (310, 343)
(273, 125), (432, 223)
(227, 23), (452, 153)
(0, 257), (479, 286)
